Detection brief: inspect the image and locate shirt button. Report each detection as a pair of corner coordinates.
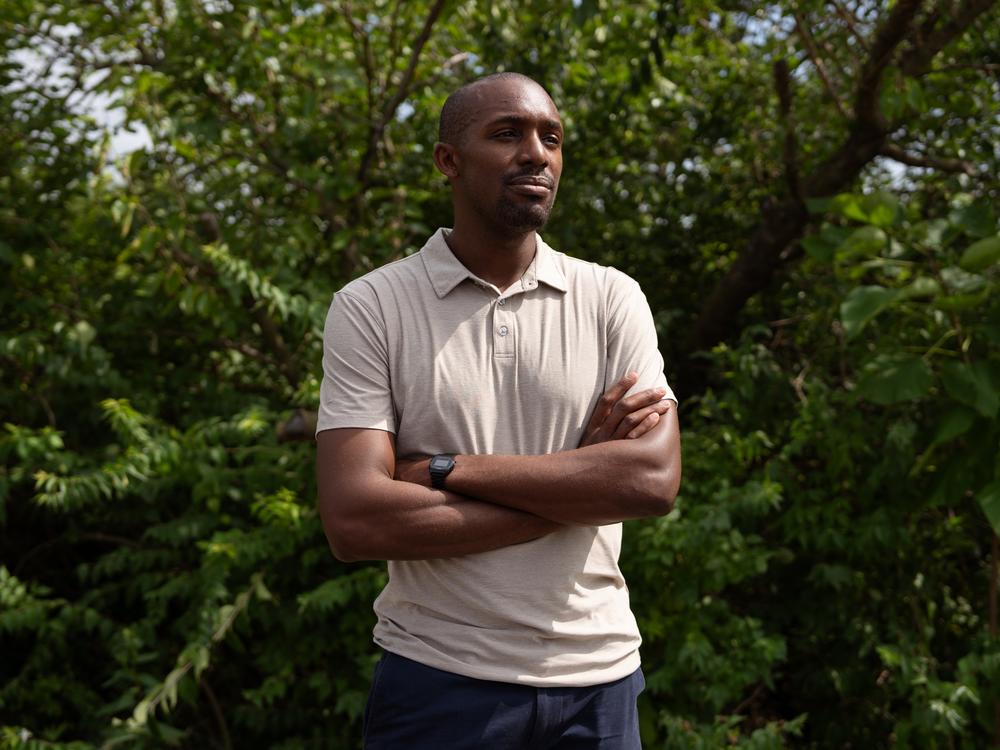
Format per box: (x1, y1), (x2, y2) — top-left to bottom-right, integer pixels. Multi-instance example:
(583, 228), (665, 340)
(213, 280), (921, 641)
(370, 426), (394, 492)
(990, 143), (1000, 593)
(497, 298), (506, 306)
(498, 325), (509, 336)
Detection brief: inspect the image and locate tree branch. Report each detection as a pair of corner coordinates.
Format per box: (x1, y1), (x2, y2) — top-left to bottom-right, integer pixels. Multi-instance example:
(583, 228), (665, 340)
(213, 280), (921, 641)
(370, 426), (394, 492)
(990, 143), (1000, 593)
(901, 0), (999, 76)
(795, 13), (850, 119)
(199, 87), (313, 194)
(854, 0), (923, 129)
(216, 337), (270, 365)
(341, 2), (378, 132)
(686, 0), (996, 368)
(199, 678), (232, 750)
(356, 0), (448, 186)
(418, 51), (473, 98)
(143, 216), (302, 390)
(383, 0), (407, 92)
(773, 59), (801, 199)
(828, 0), (872, 52)
(687, 0), (925, 358)
(921, 61), (1000, 75)
(880, 143), (978, 175)
(339, 0), (448, 280)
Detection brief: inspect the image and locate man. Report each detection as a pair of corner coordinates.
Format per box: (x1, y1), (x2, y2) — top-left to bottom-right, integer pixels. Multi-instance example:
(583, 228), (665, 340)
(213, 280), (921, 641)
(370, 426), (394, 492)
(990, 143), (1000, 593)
(316, 73), (681, 749)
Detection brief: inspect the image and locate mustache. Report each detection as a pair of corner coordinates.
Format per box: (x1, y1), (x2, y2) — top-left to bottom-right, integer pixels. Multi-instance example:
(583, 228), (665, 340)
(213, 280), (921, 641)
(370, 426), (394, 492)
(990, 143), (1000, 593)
(504, 170), (556, 189)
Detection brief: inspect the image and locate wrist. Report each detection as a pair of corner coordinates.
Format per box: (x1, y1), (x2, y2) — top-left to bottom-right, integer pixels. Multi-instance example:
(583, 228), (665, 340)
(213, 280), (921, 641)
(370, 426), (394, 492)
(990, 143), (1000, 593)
(429, 454), (456, 489)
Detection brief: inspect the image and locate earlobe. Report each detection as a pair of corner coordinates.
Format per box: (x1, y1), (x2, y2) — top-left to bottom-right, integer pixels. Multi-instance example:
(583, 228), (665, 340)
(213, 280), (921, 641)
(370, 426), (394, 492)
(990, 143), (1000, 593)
(433, 142), (460, 178)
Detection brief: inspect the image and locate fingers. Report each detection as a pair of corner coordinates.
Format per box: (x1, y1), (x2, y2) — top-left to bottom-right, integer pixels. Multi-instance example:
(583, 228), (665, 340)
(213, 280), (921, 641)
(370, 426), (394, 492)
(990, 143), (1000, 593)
(612, 386), (669, 419)
(597, 385), (666, 441)
(610, 400), (671, 441)
(584, 371), (638, 435)
(579, 373), (673, 447)
(627, 410), (659, 439)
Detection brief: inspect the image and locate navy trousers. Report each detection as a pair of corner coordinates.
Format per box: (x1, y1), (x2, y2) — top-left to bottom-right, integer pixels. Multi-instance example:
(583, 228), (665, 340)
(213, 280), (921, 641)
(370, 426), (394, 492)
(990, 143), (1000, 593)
(363, 651), (645, 749)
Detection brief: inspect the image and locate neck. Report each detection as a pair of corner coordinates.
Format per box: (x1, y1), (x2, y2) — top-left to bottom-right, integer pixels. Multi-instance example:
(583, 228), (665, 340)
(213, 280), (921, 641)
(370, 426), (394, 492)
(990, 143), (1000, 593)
(445, 219), (537, 292)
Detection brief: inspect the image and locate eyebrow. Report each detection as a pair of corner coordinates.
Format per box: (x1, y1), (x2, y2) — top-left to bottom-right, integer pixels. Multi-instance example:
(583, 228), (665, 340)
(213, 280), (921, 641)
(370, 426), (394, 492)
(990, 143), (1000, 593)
(484, 115), (564, 133)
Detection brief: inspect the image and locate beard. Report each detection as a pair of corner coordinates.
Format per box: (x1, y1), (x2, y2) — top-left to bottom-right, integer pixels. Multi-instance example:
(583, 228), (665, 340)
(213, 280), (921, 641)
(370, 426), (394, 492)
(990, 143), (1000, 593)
(494, 192), (556, 233)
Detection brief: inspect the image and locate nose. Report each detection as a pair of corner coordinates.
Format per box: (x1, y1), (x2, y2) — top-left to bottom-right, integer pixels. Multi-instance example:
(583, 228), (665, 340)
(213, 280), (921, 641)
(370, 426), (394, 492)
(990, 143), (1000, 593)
(518, 130), (549, 167)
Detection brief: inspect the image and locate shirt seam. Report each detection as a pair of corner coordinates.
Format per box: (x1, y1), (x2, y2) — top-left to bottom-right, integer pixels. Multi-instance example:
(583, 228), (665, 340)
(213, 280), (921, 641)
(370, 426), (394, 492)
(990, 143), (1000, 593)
(336, 288), (389, 337)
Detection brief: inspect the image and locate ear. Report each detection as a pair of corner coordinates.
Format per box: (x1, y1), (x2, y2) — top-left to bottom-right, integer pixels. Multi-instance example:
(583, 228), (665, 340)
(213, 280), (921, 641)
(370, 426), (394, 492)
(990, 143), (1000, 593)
(433, 142), (460, 178)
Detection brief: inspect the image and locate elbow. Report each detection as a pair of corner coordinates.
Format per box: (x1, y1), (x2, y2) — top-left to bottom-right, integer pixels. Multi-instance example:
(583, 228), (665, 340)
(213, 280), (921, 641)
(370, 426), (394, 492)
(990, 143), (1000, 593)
(638, 464), (681, 518)
(333, 548), (361, 563)
(323, 518), (362, 563)
(317, 476), (399, 562)
(661, 472), (681, 515)
(328, 535), (360, 563)
(627, 420), (682, 518)
(318, 493), (366, 562)
(643, 484), (677, 518)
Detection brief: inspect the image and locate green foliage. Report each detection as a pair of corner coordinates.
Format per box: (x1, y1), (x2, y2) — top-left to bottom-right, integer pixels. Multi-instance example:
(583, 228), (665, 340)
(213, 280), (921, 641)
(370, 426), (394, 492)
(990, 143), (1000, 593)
(2, 0), (999, 748)
(768, 184), (1000, 747)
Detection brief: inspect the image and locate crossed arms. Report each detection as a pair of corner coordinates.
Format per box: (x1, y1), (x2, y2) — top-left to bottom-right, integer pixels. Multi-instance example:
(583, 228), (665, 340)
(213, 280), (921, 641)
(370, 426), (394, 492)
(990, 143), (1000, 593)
(316, 374), (682, 562)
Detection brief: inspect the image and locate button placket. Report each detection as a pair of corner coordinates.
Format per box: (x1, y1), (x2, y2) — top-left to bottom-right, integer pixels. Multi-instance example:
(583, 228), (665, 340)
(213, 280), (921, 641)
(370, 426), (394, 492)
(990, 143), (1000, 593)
(493, 304), (514, 358)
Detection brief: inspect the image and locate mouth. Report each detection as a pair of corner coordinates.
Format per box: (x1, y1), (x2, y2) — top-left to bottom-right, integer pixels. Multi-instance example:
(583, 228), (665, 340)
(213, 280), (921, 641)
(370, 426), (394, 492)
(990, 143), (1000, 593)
(505, 175), (555, 198)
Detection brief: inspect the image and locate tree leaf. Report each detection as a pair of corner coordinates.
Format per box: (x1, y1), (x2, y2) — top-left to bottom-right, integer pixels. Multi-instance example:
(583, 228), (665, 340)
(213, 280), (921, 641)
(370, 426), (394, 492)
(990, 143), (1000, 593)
(802, 226), (852, 263)
(959, 236), (1000, 272)
(931, 406), (977, 445)
(840, 286), (899, 339)
(899, 276), (941, 299)
(855, 355), (933, 405)
(805, 196), (833, 214)
(940, 266), (986, 294)
(977, 482), (1000, 536)
(836, 226), (888, 261)
(934, 289), (991, 312)
(950, 201), (997, 238)
(862, 191), (901, 228)
(941, 361), (1000, 418)
(832, 191), (900, 227)
(0, 240), (14, 265)
(801, 235), (835, 263)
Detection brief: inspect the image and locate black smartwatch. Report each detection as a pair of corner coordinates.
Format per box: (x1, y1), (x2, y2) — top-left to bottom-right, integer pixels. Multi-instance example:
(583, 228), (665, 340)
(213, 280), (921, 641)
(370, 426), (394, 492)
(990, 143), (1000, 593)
(429, 454), (456, 489)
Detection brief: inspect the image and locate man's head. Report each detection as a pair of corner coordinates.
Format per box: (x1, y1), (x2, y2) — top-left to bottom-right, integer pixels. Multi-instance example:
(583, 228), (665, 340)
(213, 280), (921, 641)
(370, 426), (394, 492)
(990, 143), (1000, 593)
(433, 73), (563, 236)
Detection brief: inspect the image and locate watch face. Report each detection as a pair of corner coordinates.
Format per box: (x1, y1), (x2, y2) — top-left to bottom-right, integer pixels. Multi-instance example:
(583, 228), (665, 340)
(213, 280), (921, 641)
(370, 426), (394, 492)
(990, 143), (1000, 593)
(430, 456), (452, 471)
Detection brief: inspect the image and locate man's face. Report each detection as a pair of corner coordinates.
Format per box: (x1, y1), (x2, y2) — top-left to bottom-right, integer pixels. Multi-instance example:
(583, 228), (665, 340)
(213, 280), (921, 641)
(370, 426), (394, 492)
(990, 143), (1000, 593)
(448, 79), (563, 234)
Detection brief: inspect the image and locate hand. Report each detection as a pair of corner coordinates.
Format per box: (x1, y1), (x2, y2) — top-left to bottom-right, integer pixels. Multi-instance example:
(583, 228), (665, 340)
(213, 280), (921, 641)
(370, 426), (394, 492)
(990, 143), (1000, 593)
(394, 456), (432, 487)
(578, 371), (672, 448)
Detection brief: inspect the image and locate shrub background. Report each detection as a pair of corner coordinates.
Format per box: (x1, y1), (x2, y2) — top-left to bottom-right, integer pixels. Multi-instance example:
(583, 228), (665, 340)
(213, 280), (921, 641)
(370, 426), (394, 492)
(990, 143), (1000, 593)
(2, 1), (999, 747)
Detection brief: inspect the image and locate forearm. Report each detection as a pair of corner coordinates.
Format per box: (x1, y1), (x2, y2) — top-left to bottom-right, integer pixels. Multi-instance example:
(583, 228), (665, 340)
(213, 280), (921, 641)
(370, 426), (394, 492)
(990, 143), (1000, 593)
(320, 476), (561, 562)
(445, 411), (681, 525)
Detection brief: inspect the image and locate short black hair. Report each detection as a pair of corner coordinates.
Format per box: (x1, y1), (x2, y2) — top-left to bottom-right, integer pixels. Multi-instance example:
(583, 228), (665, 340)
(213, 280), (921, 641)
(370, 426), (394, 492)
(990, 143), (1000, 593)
(438, 72), (547, 145)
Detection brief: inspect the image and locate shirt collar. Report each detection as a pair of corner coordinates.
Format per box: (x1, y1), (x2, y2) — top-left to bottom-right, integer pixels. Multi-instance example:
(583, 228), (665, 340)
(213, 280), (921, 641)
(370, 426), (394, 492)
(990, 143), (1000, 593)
(421, 228), (569, 299)
(531, 234), (569, 293)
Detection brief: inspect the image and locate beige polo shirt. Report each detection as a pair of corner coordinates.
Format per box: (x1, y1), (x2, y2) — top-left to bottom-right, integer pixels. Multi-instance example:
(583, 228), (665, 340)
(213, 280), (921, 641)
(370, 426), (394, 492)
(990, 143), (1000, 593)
(317, 228), (675, 687)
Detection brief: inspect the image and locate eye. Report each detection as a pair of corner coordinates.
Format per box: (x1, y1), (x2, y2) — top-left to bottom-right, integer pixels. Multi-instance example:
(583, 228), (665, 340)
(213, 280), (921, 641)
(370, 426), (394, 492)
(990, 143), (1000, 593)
(543, 134), (561, 146)
(493, 129), (518, 139)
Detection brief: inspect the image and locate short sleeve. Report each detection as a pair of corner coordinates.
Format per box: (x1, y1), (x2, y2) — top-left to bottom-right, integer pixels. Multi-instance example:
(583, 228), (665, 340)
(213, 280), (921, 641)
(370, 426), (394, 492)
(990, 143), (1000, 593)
(316, 290), (397, 435)
(604, 270), (677, 404)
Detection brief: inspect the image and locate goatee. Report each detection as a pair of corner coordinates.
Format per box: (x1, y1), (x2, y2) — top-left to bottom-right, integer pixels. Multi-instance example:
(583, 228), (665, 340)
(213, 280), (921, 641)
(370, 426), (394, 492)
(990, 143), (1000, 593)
(496, 196), (553, 232)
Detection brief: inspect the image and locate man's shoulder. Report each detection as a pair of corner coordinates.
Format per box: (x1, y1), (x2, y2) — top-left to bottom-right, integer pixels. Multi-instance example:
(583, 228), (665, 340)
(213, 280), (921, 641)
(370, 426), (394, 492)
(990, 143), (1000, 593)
(341, 251), (425, 290)
(335, 251), (428, 305)
(336, 228), (457, 305)
(542, 241), (642, 296)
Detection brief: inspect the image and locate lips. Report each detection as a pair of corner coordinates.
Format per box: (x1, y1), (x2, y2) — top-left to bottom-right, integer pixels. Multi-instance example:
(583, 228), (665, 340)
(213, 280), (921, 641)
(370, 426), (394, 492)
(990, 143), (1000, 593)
(505, 175), (555, 196)
(507, 175), (554, 188)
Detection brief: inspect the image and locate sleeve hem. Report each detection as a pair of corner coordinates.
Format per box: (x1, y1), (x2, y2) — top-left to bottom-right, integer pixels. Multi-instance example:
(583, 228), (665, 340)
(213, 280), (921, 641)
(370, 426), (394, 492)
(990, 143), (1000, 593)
(315, 418), (397, 437)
